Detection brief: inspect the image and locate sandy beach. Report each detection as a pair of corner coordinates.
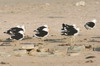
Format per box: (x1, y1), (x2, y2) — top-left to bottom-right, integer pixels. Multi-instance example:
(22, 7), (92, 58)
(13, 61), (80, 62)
(0, 0), (100, 66)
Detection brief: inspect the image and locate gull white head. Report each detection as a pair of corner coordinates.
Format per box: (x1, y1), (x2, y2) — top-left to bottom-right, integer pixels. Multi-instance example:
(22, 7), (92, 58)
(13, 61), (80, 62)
(72, 24), (76, 28)
(17, 25), (25, 32)
(19, 31), (24, 35)
(92, 19), (97, 23)
(21, 25), (25, 32)
(74, 28), (80, 36)
(43, 25), (49, 32)
(44, 25), (48, 28)
(17, 25), (21, 28)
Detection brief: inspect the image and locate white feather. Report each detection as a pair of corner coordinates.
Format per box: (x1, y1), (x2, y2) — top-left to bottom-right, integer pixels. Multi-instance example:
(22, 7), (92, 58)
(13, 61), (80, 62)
(92, 19), (97, 23)
(43, 28), (49, 32)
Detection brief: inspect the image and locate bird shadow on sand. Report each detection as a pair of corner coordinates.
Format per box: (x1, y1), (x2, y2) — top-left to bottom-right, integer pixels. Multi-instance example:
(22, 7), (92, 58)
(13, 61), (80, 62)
(47, 16), (65, 19)
(44, 38), (66, 43)
(0, 38), (13, 42)
(88, 39), (100, 43)
(88, 37), (100, 42)
(91, 37), (100, 39)
(0, 39), (12, 46)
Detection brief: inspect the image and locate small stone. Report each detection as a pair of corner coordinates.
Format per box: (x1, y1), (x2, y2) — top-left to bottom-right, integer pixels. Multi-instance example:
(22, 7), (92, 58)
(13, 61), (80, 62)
(29, 50), (50, 57)
(75, 1), (86, 6)
(86, 56), (95, 59)
(85, 45), (92, 49)
(39, 48), (49, 52)
(85, 60), (93, 63)
(54, 50), (67, 56)
(84, 38), (87, 40)
(0, 61), (9, 64)
(28, 50), (38, 56)
(67, 45), (85, 53)
(96, 2), (100, 4)
(20, 44), (35, 50)
(45, 3), (50, 6)
(58, 44), (70, 46)
(67, 45), (85, 56)
(37, 52), (50, 57)
(68, 52), (80, 56)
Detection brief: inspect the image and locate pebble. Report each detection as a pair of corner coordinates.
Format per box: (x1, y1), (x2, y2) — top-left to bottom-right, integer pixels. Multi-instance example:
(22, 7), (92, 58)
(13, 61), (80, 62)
(85, 45), (92, 49)
(45, 3), (50, 6)
(54, 50), (67, 56)
(95, 2), (100, 4)
(20, 44), (35, 50)
(75, 1), (86, 6)
(67, 45), (85, 56)
(29, 49), (50, 57)
(68, 52), (80, 56)
(39, 48), (49, 52)
(85, 60), (94, 63)
(86, 56), (95, 59)
(0, 61), (9, 64)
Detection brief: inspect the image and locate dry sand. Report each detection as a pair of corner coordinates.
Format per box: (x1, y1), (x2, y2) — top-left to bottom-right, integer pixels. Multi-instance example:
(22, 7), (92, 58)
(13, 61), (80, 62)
(0, 0), (100, 66)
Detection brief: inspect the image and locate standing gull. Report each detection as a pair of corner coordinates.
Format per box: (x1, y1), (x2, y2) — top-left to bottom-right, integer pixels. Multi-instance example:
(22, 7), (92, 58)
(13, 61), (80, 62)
(34, 25), (49, 40)
(4, 25), (25, 40)
(61, 23), (80, 44)
(84, 19), (97, 30)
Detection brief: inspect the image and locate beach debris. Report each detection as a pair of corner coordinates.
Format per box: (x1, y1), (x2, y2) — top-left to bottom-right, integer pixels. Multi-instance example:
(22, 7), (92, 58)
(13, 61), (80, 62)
(84, 38), (87, 40)
(86, 56), (95, 59)
(0, 61), (9, 65)
(53, 50), (67, 56)
(75, 1), (86, 6)
(85, 45), (92, 49)
(13, 49), (28, 56)
(85, 60), (94, 63)
(28, 46), (52, 57)
(29, 49), (50, 57)
(45, 3), (50, 6)
(67, 45), (85, 56)
(93, 47), (100, 51)
(20, 44), (35, 50)
(95, 2), (100, 4)
(58, 43), (70, 46)
(68, 52), (80, 56)
(53, 46), (69, 56)
(39, 48), (49, 52)
(67, 45), (85, 53)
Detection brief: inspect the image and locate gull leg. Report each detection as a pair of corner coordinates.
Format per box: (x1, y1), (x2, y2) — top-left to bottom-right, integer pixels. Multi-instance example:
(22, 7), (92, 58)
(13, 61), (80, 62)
(73, 36), (76, 45)
(69, 36), (72, 44)
(71, 36), (73, 45)
(73, 36), (75, 45)
(70, 36), (75, 46)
